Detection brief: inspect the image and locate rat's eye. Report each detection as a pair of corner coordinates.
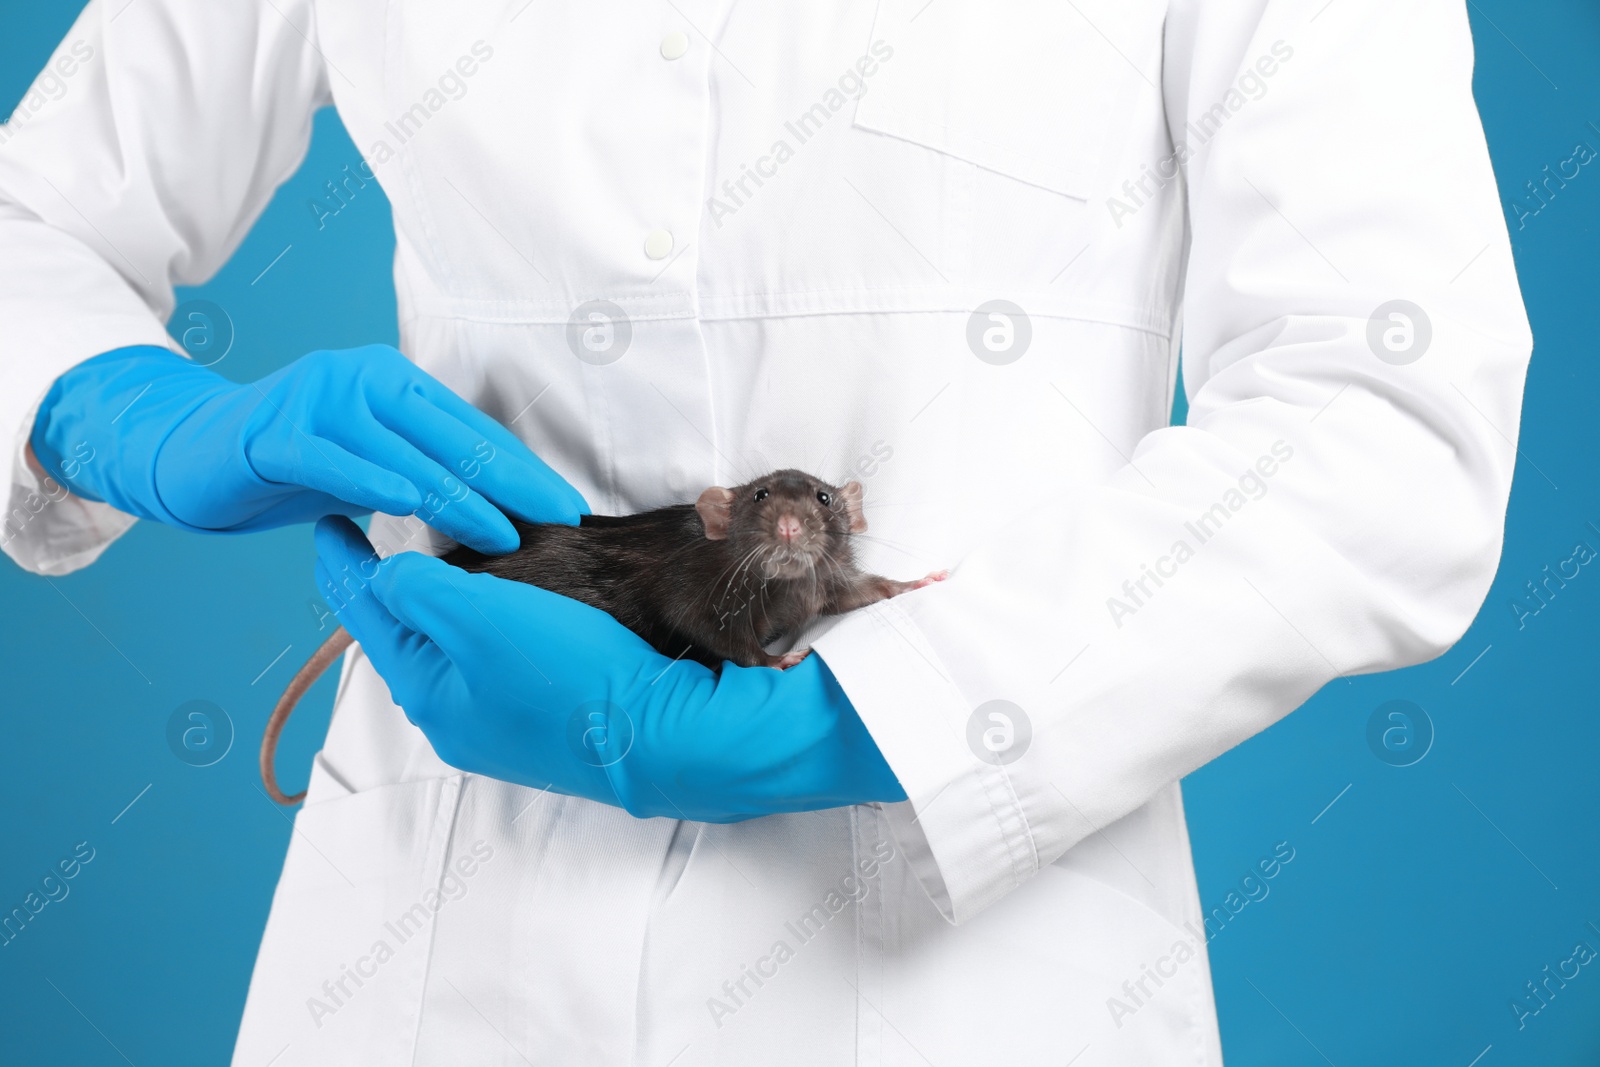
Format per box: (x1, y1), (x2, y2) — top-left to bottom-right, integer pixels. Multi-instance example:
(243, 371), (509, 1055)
(753, 488), (768, 502)
(816, 491), (832, 506)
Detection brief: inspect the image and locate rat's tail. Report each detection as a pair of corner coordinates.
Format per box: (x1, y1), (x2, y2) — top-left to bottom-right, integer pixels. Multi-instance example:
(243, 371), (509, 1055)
(261, 627), (355, 805)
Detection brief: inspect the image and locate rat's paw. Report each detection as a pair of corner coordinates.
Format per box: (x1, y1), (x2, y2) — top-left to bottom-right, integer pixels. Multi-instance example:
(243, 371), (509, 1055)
(767, 648), (812, 670)
(911, 569), (949, 590)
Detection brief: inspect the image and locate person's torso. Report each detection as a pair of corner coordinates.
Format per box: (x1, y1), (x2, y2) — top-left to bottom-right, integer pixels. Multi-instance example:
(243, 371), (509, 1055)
(235, 2), (1223, 1064)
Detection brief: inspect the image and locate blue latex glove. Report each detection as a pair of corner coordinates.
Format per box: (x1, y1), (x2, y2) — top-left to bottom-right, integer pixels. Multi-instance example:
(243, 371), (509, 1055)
(30, 344), (586, 553)
(313, 514), (907, 821)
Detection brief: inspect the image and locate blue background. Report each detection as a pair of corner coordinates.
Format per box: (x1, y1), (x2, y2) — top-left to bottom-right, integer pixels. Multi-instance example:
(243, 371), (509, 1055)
(2, 3), (1596, 1064)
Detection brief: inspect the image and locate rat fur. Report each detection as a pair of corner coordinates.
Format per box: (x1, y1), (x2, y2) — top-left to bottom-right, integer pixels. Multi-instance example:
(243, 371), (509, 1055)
(260, 469), (944, 803)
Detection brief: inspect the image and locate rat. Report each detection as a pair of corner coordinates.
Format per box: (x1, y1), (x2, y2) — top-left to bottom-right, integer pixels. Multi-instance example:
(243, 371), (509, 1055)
(261, 468), (946, 804)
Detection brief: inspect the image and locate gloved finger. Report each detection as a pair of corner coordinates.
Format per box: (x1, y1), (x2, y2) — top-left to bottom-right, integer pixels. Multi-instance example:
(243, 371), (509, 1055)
(313, 516), (448, 713)
(313, 515), (418, 657)
(252, 433), (425, 517)
(329, 414), (521, 555)
(365, 550), (560, 673)
(374, 397), (587, 528)
(403, 376), (591, 521)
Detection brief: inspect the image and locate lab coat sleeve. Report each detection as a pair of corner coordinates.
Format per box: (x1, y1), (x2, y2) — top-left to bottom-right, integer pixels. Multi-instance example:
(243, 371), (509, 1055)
(811, 0), (1533, 923)
(0, 0), (330, 575)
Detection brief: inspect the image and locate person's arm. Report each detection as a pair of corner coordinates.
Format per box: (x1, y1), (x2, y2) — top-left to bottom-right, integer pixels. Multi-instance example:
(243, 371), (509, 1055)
(0, 0), (325, 574)
(2, 1), (583, 572)
(809, 0), (1533, 922)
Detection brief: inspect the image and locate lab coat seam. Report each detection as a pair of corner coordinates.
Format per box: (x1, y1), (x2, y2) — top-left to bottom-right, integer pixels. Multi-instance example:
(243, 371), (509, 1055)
(851, 112), (1047, 170)
(393, 300), (697, 325)
(404, 773), (465, 1067)
(629, 820), (699, 1067)
(850, 113), (1091, 202)
(855, 800), (888, 1065)
(304, 0), (332, 105)
(865, 599), (1041, 908)
(1050, 861), (1196, 945)
(1168, 784), (1224, 1067)
(694, 290), (1168, 331)
(978, 761), (1041, 890)
(1164, 301), (1185, 427)
(847, 4), (1135, 203)
(587, 359), (623, 517)
(381, 4), (466, 312)
(392, 301), (1172, 338)
(391, 279), (1166, 333)
(848, 805), (864, 1066)
(689, 305), (722, 488)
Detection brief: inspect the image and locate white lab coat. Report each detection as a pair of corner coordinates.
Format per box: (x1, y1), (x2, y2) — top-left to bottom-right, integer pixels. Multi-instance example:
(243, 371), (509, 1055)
(0, 0), (1531, 1063)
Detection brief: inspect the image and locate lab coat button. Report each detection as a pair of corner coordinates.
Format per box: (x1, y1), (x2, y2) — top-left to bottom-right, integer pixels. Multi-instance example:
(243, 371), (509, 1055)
(644, 229), (674, 260)
(660, 32), (689, 60)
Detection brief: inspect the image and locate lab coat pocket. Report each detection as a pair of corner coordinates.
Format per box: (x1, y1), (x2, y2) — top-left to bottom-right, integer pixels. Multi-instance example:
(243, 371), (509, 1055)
(853, 0), (1156, 201)
(231, 774), (464, 1067)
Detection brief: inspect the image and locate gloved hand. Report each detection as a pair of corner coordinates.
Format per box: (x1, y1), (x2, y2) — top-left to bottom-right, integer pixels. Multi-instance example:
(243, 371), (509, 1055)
(313, 514), (907, 821)
(29, 344), (586, 553)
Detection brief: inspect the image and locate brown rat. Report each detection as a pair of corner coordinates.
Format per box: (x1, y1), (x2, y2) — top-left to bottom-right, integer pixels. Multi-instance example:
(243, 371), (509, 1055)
(261, 468), (945, 804)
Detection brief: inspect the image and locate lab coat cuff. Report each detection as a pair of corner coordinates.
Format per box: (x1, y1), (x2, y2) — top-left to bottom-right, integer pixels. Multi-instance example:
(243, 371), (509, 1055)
(0, 316), (176, 575)
(813, 598), (1039, 926)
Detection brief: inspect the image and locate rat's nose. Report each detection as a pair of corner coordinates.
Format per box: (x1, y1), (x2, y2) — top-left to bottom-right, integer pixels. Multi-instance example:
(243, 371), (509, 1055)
(775, 514), (802, 542)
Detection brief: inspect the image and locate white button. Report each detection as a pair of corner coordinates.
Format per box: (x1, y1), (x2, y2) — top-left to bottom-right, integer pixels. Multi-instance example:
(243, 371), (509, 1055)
(660, 32), (689, 60)
(644, 229), (674, 260)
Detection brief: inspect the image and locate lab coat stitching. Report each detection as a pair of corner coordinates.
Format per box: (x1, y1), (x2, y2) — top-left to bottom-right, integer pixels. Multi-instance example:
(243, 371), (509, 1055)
(978, 761), (1040, 889)
(395, 301), (1173, 338)
(696, 283), (1159, 317)
(396, 283), (1159, 310)
(392, 279), (1164, 326)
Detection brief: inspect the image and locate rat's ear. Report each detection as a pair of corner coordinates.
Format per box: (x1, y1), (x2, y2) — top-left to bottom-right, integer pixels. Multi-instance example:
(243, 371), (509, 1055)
(841, 481), (868, 533)
(695, 486), (736, 540)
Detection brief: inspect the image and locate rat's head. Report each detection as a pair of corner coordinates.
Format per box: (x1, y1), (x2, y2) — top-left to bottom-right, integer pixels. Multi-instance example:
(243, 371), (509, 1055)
(695, 469), (867, 580)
